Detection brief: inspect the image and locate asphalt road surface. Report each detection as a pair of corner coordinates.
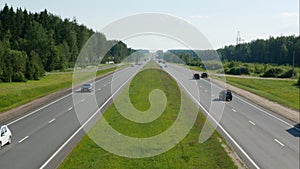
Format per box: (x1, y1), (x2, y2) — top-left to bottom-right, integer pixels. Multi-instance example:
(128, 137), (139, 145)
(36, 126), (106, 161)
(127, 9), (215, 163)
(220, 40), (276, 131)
(164, 63), (299, 169)
(0, 62), (299, 169)
(0, 65), (142, 169)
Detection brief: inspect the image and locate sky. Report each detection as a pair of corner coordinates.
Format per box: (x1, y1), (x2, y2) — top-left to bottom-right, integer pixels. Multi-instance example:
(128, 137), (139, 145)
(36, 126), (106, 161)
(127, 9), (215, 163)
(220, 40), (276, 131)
(1, 0), (299, 50)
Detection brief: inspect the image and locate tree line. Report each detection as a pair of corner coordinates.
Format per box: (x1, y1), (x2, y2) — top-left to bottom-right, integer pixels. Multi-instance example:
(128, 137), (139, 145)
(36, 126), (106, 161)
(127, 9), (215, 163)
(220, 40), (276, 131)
(158, 49), (219, 67)
(157, 35), (299, 69)
(0, 5), (133, 82)
(217, 35), (300, 66)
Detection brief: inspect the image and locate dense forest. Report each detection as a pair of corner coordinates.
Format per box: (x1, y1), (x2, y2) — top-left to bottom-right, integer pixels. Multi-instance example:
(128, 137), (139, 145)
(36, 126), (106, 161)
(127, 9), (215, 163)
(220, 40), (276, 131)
(0, 5), (133, 82)
(217, 36), (300, 66)
(157, 36), (299, 78)
(159, 35), (299, 68)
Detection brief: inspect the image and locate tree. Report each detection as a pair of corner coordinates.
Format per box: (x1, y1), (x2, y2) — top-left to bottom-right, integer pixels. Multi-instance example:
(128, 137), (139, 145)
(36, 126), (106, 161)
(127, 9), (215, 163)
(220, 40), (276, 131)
(0, 6), (131, 82)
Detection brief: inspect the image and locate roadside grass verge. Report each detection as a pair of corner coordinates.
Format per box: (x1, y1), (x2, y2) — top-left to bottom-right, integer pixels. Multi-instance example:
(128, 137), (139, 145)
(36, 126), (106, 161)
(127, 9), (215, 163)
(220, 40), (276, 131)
(224, 77), (299, 111)
(59, 65), (237, 169)
(0, 66), (118, 113)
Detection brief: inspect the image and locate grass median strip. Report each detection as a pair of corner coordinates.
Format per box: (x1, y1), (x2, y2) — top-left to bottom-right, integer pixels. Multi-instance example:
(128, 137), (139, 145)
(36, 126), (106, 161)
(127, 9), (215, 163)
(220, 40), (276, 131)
(0, 66), (118, 113)
(59, 64), (237, 169)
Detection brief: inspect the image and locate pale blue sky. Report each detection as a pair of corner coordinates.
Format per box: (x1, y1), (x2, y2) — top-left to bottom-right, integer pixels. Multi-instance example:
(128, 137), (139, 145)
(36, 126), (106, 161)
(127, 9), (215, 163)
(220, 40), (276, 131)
(1, 0), (299, 49)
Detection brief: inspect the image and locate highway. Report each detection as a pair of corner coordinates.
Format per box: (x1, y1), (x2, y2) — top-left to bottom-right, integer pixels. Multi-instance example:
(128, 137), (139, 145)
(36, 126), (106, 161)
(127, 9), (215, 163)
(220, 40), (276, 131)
(164, 63), (299, 169)
(0, 66), (142, 169)
(0, 62), (299, 169)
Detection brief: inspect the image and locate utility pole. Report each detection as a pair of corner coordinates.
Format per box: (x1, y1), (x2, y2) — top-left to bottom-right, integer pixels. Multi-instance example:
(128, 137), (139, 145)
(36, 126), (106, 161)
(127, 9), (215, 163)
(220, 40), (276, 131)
(236, 31), (244, 45)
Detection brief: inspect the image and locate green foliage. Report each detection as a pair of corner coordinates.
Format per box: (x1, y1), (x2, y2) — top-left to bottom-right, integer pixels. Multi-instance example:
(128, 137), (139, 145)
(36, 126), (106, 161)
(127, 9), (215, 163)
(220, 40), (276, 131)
(224, 77), (299, 111)
(0, 5), (133, 82)
(218, 35), (300, 66)
(162, 49), (219, 68)
(0, 66), (117, 113)
(59, 64), (236, 169)
(261, 67), (284, 77)
(298, 77), (300, 86)
(221, 61), (298, 78)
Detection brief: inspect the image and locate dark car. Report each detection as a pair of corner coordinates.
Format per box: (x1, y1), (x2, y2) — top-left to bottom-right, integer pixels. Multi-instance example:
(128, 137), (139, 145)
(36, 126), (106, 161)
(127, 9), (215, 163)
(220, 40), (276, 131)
(201, 72), (208, 78)
(219, 90), (232, 101)
(81, 83), (93, 92)
(193, 73), (200, 80)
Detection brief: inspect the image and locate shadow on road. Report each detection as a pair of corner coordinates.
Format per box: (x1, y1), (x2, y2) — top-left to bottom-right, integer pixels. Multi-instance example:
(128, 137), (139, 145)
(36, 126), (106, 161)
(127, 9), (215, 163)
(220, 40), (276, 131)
(212, 98), (222, 102)
(286, 124), (300, 137)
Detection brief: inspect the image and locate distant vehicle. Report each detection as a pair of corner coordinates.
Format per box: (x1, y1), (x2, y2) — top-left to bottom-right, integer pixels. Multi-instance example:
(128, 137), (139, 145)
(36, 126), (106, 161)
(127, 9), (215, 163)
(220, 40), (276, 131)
(0, 125), (12, 149)
(201, 72), (208, 78)
(219, 90), (232, 101)
(81, 83), (93, 92)
(193, 73), (200, 80)
(131, 64), (134, 67)
(164, 65), (167, 68)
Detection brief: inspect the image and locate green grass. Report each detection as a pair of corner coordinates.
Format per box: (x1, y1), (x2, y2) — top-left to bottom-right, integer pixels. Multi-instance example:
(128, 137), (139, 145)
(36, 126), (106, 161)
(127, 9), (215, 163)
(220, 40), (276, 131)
(59, 63), (237, 169)
(224, 77), (300, 111)
(0, 66), (118, 113)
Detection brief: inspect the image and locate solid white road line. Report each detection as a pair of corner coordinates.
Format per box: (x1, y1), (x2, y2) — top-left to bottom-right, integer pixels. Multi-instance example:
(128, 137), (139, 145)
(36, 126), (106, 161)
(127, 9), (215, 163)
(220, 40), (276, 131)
(7, 70), (118, 127)
(235, 95), (295, 128)
(167, 70), (261, 169)
(7, 93), (73, 126)
(48, 119), (55, 124)
(81, 98), (85, 102)
(68, 107), (73, 111)
(199, 72), (296, 129)
(274, 139), (285, 147)
(249, 121), (256, 126)
(18, 136), (29, 143)
(39, 68), (139, 169)
(232, 109), (237, 112)
(186, 66), (296, 129)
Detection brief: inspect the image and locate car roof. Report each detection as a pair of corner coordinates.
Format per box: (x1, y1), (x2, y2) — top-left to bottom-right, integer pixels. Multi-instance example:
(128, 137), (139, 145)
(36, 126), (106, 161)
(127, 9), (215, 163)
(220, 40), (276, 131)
(222, 89), (231, 92)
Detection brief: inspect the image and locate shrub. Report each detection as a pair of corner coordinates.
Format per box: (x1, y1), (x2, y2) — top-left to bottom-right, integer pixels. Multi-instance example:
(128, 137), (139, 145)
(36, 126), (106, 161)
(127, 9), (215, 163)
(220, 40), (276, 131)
(279, 69), (296, 78)
(261, 67), (284, 77)
(13, 72), (27, 82)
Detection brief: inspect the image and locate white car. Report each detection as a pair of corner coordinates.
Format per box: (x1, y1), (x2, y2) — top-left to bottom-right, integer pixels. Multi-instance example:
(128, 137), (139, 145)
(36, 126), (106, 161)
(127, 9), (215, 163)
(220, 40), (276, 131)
(0, 125), (12, 149)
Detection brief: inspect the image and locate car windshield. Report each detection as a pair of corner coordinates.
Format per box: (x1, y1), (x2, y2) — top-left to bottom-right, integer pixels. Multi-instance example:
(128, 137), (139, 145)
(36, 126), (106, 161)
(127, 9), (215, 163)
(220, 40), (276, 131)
(83, 84), (91, 87)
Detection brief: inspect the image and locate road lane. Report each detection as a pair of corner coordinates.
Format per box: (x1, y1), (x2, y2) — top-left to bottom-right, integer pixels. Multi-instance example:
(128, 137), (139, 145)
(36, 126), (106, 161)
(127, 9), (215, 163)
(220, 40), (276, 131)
(0, 65), (142, 169)
(165, 63), (299, 169)
(1, 62), (298, 169)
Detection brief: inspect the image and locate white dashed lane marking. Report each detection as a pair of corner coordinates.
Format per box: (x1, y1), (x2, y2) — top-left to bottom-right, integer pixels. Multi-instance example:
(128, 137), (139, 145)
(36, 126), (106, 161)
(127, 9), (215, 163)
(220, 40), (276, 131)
(274, 139), (285, 146)
(249, 121), (256, 126)
(18, 136), (29, 143)
(48, 118), (55, 124)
